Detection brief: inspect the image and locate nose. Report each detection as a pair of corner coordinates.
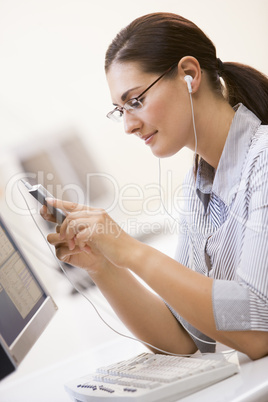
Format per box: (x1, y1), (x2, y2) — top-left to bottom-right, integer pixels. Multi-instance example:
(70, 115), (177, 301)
(123, 111), (142, 135)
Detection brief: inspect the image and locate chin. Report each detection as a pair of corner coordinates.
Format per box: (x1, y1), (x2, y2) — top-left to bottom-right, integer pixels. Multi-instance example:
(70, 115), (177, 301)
(151, 147), (177, 159)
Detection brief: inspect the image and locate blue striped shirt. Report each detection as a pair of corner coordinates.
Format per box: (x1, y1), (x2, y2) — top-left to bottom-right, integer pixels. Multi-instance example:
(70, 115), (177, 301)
(167, 104), (268, 353)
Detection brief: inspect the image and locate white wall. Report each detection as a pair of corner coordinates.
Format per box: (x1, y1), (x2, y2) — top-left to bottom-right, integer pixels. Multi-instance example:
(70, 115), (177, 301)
(0, 0), (267, 205)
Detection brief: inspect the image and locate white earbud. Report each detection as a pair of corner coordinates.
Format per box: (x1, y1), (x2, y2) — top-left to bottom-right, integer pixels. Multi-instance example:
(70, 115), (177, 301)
(184, 75), (193, 93)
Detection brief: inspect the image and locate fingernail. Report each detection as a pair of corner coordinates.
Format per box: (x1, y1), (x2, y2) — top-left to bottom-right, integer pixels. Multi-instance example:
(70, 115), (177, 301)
(45, 197), (54, 203)
(68, 239), (75, 250)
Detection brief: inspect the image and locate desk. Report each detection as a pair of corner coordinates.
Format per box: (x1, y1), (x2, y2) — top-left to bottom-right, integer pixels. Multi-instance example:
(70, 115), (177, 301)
(0, 230), (267, 401)
(0, 336), (268, 402)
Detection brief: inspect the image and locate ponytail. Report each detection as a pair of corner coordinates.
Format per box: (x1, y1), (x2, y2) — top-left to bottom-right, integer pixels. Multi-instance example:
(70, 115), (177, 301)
(220, 62), (268, 124)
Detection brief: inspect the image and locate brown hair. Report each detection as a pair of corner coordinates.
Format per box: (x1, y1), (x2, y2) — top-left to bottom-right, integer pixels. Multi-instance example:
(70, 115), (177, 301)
(105, 12), (268, 125)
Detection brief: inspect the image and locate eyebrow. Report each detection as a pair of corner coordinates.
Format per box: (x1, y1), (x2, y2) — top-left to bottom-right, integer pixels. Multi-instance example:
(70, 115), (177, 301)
(112, 85), (143, 108)
(121, 86), (142, 103)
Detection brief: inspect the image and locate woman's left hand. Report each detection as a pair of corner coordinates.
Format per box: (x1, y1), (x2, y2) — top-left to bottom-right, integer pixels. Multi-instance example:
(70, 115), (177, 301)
(46, 198), (138, 269)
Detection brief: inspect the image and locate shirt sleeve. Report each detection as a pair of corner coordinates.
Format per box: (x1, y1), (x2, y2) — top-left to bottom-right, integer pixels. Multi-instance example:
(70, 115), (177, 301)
(212, 149), (268, 331)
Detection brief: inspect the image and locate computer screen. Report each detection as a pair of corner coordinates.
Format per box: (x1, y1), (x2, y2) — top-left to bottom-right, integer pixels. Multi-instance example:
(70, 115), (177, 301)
(0, 215), (57, 380)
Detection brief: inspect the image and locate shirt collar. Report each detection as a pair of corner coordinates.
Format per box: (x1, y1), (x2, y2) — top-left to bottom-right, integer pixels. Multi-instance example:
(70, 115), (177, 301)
(196, 104), (261, 210)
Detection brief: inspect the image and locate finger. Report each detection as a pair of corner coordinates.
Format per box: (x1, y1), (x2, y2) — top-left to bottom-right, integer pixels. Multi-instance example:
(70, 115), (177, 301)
(60, 213), (95, 241)
(76, 227), (92, 249)
(48, 232), (76, 252)
(40, 205), (47, 216)
(59, 217), (77, 241)
(45, 198), (94, 214)
(47, 232), (64, 245)
(67, 237), (76, 251)
(81, 245), (92, 254)
(55, 244), (91, 261)
(55, 244), (75, 262)
(40, 205), (57, 223)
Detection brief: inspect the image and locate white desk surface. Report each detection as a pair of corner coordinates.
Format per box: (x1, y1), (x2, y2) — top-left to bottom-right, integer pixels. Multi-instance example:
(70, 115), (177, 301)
(0, 335), (268, 402)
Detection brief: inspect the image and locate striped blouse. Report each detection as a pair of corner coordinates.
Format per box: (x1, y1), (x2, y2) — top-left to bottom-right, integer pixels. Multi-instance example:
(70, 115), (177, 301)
(167, 104), (268, 353)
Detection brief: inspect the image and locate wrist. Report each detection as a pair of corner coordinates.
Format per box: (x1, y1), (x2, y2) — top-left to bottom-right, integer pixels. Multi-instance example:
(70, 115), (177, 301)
(88, 259), (118, 283)
(126, 238), (149, 272)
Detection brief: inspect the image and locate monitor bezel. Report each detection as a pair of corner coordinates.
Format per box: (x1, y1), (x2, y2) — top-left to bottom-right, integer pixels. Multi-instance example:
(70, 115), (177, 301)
(0, 215), (57, 377)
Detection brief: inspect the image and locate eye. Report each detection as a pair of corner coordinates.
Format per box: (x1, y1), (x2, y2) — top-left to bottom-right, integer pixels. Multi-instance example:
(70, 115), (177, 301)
(115, 107), (123, 115)
(106, 107), (123, 122)
(113, 108), (123, 119)
(124, 98), (144, 111)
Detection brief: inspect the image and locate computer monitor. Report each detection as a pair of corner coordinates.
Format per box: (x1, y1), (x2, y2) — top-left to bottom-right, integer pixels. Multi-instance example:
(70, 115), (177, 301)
(0, 215), (57, 381)
(19, 131), (107, 204)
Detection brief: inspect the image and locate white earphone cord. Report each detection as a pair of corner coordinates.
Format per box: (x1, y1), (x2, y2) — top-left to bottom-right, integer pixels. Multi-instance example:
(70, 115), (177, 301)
(158, 88), (223, 347)
(16, 89), (234, 356)
(17, 181), (195, 357)
(17, 179), (234, 357)
(189, 91), (198, 157)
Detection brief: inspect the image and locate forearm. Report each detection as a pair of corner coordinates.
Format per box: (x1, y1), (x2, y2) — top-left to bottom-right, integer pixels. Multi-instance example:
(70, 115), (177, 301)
(128, 243), (214, 334)
(90, 262), (197, 355)
(47, 198), (267, 359)
(46, 215), (195, 355)
(128, 243), (268, 359)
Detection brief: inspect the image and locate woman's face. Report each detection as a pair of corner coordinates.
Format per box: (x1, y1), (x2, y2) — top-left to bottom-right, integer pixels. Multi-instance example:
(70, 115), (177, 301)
(106, 62), (195, 158)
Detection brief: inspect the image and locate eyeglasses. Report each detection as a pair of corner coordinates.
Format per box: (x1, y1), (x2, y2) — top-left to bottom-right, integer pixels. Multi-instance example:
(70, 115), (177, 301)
(106, 62), (177, 122)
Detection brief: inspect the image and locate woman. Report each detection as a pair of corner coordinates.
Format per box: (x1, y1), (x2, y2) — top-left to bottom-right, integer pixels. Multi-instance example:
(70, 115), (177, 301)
(42, 12), (268, 360)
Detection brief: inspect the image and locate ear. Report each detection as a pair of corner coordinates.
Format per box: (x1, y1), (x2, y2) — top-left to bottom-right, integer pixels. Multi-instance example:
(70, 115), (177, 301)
(178, 56), (202, 94)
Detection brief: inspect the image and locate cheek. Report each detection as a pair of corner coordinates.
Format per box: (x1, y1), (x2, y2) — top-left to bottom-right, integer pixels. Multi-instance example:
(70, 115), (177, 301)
(146, 97), (193, 157)
(146, 85), (186, 124)
(145, 95), (188, 134)
(143, 98), (170, 124)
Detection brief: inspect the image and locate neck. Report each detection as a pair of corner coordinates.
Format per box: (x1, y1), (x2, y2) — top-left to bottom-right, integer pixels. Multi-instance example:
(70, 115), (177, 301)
(194, 96), (235, 169)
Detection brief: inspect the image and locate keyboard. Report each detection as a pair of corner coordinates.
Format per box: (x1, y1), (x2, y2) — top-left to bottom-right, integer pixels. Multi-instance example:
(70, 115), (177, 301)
(64, 352), (239, 401)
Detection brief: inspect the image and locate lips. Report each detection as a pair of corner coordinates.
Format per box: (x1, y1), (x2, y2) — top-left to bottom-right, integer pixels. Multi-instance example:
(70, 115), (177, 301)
(141, 131), (158, 144)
